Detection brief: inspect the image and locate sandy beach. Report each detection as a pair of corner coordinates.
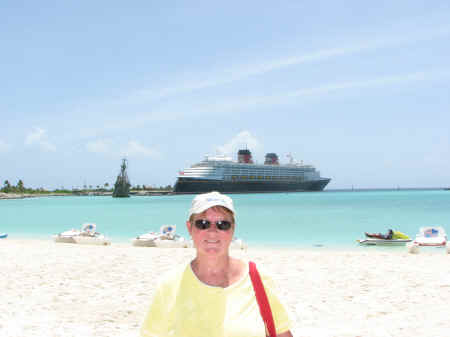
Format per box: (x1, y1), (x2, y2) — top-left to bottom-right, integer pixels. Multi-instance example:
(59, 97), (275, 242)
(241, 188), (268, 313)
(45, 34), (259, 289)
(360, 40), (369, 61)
(0, 193), (73, 200)
(1, 239), (449, 337)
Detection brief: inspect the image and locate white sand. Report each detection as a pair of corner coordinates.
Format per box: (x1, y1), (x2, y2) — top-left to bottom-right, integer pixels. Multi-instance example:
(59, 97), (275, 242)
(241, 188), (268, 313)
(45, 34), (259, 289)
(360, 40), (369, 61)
(1, 239), (449, 337)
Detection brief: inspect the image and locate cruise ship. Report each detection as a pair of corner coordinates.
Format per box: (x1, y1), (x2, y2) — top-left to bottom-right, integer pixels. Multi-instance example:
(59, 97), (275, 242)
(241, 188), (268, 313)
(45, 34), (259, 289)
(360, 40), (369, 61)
(174, 149), (331, 193)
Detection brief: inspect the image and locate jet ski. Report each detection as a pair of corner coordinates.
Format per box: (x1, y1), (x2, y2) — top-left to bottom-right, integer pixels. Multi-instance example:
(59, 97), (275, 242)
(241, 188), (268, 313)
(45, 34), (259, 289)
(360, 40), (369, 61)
(358, 229), (411, 245)
(358, 238), (412, 246)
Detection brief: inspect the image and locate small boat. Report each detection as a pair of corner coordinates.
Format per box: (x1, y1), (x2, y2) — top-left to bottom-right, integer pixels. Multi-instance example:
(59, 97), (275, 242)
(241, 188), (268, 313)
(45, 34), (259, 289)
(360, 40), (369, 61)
(72, 233), (111, 246)
(0, 233), (8, 239)
(133, 225), (189, 248)
(132, 231), (160, 247)
(53, 223), (111, 245)
(358, 238), (412, 246)
(53, 228), (81, 243)
(358, 229), (411, 246)
(154, 234), (189, 248)
(413, 226), (447, 247)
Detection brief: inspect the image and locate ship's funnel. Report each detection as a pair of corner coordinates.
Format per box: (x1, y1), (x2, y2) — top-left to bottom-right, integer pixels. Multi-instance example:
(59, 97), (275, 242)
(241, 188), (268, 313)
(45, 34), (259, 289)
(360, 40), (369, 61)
(264, 153), (279, 165)
(238, 149), (253, 164)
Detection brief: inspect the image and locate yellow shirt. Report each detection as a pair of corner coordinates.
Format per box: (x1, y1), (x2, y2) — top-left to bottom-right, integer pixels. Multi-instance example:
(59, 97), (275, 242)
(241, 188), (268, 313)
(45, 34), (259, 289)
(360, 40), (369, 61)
(141, 262), (292, 337)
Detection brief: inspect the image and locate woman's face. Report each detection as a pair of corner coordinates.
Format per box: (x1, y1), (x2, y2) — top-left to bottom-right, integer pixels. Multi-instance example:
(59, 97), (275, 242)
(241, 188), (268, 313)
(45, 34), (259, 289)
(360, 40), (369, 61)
(187, 207), (235, 257)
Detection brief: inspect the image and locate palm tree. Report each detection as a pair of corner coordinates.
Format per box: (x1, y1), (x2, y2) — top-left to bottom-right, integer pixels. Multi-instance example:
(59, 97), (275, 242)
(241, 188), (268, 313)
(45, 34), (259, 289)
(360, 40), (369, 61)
(17, 179), (25, 192)
(2, 180), (11, 193)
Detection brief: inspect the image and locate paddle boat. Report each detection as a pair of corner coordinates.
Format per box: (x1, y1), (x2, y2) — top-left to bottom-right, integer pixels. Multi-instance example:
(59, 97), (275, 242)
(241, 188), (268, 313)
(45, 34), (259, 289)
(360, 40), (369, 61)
(54, 223), (111, 245)
(412, 226), (447, 247)
(53, 228), (81, 243)
(0, 233), (8, 239)
(133, 225), (189, 248)
(132, 231), (160, 247)
(406, 226), (448, 254)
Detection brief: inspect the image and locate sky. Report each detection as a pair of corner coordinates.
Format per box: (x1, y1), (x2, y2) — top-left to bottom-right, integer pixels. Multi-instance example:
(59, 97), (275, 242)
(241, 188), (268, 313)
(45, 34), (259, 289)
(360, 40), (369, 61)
(1, 1), (450, 190)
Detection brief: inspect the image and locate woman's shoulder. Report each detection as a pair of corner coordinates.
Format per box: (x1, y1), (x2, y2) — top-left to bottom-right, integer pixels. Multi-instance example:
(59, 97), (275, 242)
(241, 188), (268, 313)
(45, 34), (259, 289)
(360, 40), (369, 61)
(247, 260), (278, 287)
(156, 262), (191, 289)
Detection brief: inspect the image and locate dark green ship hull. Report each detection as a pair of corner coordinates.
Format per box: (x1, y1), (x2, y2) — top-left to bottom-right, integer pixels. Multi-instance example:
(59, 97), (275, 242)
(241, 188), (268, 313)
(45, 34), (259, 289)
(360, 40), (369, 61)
(174, 177), (330, 193)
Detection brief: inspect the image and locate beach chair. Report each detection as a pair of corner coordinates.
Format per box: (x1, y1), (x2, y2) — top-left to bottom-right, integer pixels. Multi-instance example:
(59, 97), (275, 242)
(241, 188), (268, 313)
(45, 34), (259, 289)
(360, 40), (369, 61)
(413, 226), (447, 246)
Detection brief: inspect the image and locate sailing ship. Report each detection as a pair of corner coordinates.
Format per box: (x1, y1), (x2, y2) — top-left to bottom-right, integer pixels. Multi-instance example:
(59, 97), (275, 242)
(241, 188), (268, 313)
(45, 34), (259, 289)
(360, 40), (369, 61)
(113, 159), (131, 197)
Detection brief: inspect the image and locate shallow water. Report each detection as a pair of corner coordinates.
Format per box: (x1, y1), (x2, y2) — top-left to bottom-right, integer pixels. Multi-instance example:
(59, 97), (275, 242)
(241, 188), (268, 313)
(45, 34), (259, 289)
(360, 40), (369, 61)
(2, 189), (449, 249)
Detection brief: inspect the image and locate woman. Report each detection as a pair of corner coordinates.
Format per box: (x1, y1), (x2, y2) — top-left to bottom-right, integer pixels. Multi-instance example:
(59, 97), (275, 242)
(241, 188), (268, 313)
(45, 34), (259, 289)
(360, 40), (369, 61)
(141, 191), (293, 337)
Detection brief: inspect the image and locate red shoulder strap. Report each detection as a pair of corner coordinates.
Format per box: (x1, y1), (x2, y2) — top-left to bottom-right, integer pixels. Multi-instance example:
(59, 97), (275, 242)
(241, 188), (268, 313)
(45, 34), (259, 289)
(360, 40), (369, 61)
(249, 261), (277, 337)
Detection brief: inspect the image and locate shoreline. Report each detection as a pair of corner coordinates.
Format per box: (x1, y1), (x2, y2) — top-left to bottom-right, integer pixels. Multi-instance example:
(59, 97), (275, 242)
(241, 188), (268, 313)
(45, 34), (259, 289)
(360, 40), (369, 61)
(0, 192), (75, 200)
(3, 235), (430, 253)
(2, 187), (448, 200)
(2, 238), (450, 337)
(0, 191), (173, 200)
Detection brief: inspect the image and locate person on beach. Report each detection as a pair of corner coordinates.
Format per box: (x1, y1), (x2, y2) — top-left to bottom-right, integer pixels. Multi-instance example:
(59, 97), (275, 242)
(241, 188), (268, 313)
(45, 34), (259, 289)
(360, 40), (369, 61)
(141, 191), (293, 337)
(365, 229), (410, 240)
(365, 229), (394, 240)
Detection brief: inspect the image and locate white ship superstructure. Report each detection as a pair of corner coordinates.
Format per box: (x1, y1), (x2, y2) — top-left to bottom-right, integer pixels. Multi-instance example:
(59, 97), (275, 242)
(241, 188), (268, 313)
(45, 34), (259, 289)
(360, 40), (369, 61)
(174, 149), (330, 193)
(180, 155), (321, 181)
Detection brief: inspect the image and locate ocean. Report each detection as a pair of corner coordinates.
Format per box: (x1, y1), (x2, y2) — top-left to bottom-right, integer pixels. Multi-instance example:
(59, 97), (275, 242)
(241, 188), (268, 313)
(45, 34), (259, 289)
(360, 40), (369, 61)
(1, 189), (449, 249)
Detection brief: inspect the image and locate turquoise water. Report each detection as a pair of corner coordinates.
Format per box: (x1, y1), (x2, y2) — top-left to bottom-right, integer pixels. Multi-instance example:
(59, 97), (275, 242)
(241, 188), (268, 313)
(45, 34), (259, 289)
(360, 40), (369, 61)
(1, 190), (449, 249)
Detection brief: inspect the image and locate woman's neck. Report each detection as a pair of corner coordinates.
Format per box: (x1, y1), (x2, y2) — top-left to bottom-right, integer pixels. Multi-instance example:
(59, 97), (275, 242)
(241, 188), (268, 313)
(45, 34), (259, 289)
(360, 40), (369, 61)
(191, 255), (242, 288)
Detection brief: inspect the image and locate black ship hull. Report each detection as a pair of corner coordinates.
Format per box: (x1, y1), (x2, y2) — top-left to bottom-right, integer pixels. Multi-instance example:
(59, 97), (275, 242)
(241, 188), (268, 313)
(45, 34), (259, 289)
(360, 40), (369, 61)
(174, 177), (331, 194)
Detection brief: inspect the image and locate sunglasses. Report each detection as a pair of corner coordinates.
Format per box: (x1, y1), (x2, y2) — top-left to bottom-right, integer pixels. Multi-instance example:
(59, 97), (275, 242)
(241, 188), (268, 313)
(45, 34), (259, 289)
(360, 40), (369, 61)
(194, 219), (232, 231)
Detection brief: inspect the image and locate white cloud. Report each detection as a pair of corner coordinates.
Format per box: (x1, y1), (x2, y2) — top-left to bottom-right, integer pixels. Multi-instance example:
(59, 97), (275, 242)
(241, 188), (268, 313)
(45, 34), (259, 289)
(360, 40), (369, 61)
(86, 139), (159, 158)
(60, 17), (450, 138)
(215, 131), (262, 157)
(286, 69), (450, 100)
(0, 139), (11, 153)
(121, 21), (450, 103)
(78, 67), (450, 138)
(120, 140), (159, 158)
(198, 68), (450, 113)
(86, 139), (113, 154)
(24, 127), (56, 152)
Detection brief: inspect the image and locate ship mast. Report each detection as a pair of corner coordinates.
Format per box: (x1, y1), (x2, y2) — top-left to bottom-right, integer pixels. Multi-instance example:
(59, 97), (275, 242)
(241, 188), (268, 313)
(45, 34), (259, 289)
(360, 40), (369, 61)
(287, 153), (294, 164)
(113, 158), (131, 198)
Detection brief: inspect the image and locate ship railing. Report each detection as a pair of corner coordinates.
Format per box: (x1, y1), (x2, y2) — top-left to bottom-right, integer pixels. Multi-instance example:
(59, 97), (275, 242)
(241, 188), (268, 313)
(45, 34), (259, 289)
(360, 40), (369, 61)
(224, 174), (308, 181)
